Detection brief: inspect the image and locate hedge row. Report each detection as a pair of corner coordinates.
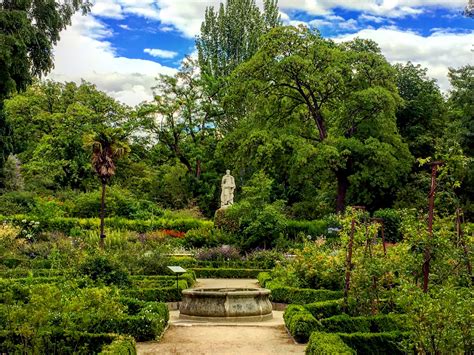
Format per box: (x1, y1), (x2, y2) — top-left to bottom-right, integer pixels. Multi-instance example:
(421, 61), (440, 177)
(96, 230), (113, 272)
(337, 331), (410, 354)
(191, 268), (269, 279)
(99, 335), (136, 355)
(87, 302), (169, 341)
(285, 219), (328, 239)
(283, 305), (319, 343)
(0, 268), (68, 278)
(2, 214), (213, 233)
(304, 299), (343, 319)
(171, 259), (267, 270)
(319, 314), (410, 333)
(306, 332), (355, 354)
(0, 330), (119, 354)
(123, 280), (188, 302)
(266, 282), (343, 304)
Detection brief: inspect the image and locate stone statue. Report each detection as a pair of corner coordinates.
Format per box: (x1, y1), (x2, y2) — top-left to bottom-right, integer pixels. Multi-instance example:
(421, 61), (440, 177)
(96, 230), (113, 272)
(220, 169), (236, 208)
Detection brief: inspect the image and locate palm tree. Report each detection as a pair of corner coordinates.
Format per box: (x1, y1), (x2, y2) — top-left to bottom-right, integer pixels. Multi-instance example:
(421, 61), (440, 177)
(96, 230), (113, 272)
(84, 128), (129, 248)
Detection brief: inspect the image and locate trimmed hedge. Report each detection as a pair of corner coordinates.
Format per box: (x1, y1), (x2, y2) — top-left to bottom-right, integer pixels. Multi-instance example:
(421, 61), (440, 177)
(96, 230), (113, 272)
(122, 280), (188, 302)
(304, 299), (343, 319)
(286, 219), (328, 239)
(319, 314), (410, 334)
(99, 336), (136, 354)
(88, 302), (169, 341)
(283, 305), (319, 343)
(306, 332), (355, 354)
(191, 268), (269, 279)
(0, 330), (118, 354)
(338, 331), (410, 354)
(1, 214), (213, 234)
(267, 282), (343, 304)
(0, 268), (68, 278)
(257, 272), (272, 288)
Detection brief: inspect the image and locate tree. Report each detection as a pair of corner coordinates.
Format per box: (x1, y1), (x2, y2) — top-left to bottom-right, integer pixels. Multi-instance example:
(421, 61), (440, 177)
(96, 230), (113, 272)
(224, 26), (412, 212)
(84, 128), (130, 248)
(0, 0), (91, 178)
(4, 81), (130, 191)
(196, 0), (280, 82)
(394, 62), (446, 158)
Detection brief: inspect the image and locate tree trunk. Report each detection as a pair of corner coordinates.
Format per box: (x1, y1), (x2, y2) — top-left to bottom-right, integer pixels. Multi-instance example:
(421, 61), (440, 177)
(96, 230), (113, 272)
(336, 171), (349, 213)
(196, 159), (201, 179)
(99, 178), (107, 249)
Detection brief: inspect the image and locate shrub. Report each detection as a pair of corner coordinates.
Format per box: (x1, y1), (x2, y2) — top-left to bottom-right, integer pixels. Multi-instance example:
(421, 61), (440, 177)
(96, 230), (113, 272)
(195, 245), (240, 261)
(78, 255), (131, 287)
(320, 314), (371, 333)
(284, 305), (319, 343)
(257, 272), (272, 288)
(246, 249), (286, 269)
(337, 331), (410, 354)
(373, 208), (402, 243)
(182, 226), (226, 248)
(99, 335), (136, 355)
(306, 332), (355, 354)
(267, 282), (343, 304)
(0, 192), (35, 215)
(304, 299), (343, 319)
(191, 268), (268, 279)
(123, 281), (188, 302)
(285, 219), (328, 240)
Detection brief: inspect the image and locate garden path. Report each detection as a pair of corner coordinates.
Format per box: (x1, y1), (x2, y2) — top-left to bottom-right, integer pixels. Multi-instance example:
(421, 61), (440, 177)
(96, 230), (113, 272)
(136, 278), (305, 355)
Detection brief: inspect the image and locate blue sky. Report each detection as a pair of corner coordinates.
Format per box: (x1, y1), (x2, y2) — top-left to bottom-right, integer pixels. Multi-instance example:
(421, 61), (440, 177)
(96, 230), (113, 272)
(48, 0), (474, 106)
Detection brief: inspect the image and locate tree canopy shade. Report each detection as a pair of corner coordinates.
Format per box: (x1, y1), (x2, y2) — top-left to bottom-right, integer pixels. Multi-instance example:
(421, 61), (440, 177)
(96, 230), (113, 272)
(223, 26), (412, 212)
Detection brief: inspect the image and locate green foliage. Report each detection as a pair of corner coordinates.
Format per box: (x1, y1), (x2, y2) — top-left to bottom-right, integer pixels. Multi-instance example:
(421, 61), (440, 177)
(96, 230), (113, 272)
(283, 305), (319, 343)
(318, 314), (410, 333)
(2, 154), (24, 191)
(257, 272), (272, 287)
(0, 191), (35, 215)
(337, 331), (410, 355)
(306, 332), (355, 355)
(285, 220), (328, 240)
(304, 299), (343, 320)
(267, 282), (343, 304)
(182, 225), (227, 249)
(373, 208), (402, 243)
(397, 284), (473, 354)
(78, 255), (131, 287)
(99, 336), (136, 355)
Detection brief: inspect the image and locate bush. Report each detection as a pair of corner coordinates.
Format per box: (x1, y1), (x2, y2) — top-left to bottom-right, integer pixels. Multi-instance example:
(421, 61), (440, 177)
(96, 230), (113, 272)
(284, 305), (319, 343)
(0, 330), (117, 354)
(337, 331), (410, 354)
(267, 282), (343, 304)
(195, 245), (240, 261)
(182, 226), (227, 249)
(78, 255), (131, 287)
(373, 208), (402, 243)
(257, 272), (272, 288)
(246, 249), (286, 269)
(306, 332), (355, 354)
(285, 219), (328, 240)
(0, 191), (36, 215)
(320, 314), (370, 333)
(99, 336), (136, 355)
(123, 281), (188, 302)
(304, 299), (343, 319)
(191, 268), (268, 279)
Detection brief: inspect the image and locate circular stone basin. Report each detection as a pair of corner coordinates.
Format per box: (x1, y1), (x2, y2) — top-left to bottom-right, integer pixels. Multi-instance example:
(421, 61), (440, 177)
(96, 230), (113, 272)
(179, 288), (272, 321)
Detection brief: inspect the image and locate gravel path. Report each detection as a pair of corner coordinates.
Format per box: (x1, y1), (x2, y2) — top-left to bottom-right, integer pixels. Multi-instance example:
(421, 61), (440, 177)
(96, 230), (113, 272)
(136, 279), (305, 355)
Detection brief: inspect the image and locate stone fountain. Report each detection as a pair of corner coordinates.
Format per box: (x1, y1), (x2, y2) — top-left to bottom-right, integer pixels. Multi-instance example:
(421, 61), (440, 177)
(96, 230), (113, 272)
(179, 287), (273, 321)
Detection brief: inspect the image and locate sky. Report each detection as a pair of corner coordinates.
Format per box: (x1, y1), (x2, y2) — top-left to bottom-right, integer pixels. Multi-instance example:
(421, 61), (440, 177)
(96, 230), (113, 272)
(48, 0), (474, 106)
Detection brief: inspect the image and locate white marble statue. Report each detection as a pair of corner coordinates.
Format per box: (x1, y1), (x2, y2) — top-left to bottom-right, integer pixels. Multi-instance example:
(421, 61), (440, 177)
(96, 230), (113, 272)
(220, 169), (236, 208)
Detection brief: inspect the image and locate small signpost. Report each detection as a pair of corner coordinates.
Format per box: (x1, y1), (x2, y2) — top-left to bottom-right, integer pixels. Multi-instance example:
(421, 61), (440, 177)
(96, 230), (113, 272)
(167, 266), (187, 301)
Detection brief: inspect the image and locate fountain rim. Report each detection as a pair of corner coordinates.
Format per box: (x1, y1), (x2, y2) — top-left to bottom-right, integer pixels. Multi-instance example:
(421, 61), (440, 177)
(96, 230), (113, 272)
(181, 287), (271, 297)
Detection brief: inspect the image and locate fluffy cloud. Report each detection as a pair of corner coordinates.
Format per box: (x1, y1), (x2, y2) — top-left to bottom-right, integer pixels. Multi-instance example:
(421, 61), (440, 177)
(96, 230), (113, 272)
(48, 14), (176, 106)
(336, 27), (474, 91)
(144, 48), (179, 59)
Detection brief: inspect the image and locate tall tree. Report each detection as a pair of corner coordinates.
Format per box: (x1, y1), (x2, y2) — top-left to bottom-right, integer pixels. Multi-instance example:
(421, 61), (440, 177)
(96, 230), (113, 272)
(223, 26), (412, 212)
(394, 62), (446, 158)
(0, 0), (91, 182)
(84, 128), (129, 248)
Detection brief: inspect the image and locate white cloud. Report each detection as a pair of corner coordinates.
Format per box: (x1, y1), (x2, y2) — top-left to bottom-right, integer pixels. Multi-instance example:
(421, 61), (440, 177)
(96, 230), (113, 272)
(144, 48), (178, 59)
(91, 0), (123, 19)
(119, 24), (131, 30)
(48, 14), (177, 106)
(335, 27), (474, 91)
